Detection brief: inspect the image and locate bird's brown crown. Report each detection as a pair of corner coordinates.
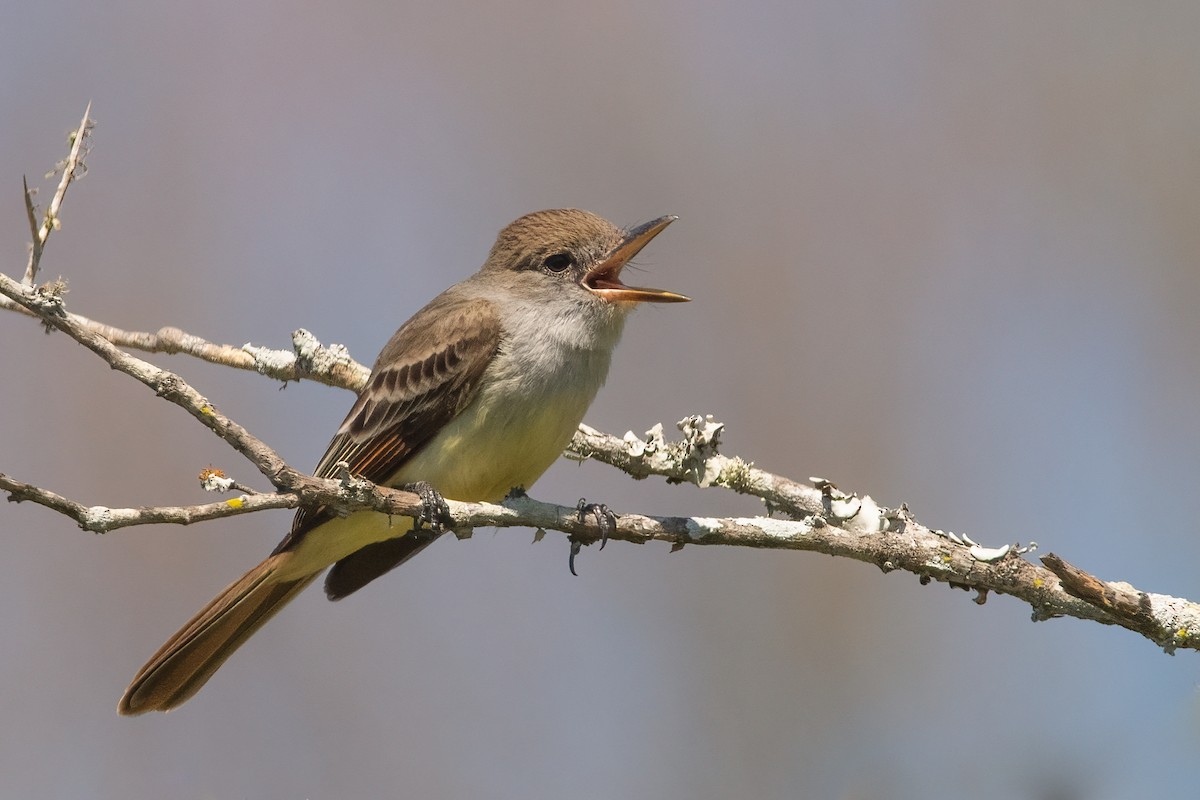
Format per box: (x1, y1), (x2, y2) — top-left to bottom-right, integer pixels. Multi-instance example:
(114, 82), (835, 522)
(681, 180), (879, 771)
(484, 209), (623, 273)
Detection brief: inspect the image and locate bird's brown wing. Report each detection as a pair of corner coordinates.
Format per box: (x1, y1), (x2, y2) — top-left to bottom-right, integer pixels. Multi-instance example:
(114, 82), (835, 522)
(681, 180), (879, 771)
(274, 294), (502, 557)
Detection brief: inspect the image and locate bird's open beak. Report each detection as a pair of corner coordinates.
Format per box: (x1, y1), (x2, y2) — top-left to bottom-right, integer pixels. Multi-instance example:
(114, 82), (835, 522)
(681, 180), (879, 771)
(584, 216), (690, 304)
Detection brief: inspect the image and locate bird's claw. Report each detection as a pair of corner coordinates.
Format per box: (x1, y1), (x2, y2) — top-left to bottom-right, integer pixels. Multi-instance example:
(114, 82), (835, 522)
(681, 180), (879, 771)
(400, 481), (451, 532)
(568, 537), (583, 577)
(568, 498), (617, 575)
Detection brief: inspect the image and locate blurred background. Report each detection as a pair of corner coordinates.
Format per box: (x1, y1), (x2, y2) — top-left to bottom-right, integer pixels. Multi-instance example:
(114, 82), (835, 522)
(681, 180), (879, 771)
(3, 2), (1199, 798)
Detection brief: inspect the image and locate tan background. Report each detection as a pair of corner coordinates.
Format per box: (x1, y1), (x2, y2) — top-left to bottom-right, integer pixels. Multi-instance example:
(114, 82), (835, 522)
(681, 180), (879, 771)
(3, 2), (1200, 798)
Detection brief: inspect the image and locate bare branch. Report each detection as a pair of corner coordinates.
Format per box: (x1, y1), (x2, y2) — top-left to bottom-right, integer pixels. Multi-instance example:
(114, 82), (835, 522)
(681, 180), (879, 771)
(7, 452), (1200, 657)
(0, 272), (298, 490)
(22, 176), (41, 275)
(568, 417), (826, 517)
(1039, 553), (1199, 650)
(0, 473), (299, 529)
(0, 296), (370, 389)
(567, 416), (1200, 652)
(23, 102), (92, 285)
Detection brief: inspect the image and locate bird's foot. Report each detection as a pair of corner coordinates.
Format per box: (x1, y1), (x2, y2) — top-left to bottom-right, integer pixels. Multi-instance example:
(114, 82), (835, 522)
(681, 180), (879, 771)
(400, 481), (452, 532)
(568, 498), (618, 576)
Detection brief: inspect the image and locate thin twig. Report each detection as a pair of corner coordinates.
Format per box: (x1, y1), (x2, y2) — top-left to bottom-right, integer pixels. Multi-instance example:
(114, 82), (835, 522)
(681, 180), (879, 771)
(0, 473), (299, 529)
(23, 176), (41, 276)
(0, 271), (297, 489)
(23, 102), (92, 285)
(0, 297), (369, 390)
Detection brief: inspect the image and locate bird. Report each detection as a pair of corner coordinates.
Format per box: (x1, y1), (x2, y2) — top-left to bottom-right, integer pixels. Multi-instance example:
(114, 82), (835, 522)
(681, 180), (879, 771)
(118, 208), (688, 714)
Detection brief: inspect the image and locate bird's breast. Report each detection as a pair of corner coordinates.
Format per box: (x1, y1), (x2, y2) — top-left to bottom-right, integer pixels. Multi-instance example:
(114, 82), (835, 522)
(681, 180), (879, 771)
(391, 340), (614, 502)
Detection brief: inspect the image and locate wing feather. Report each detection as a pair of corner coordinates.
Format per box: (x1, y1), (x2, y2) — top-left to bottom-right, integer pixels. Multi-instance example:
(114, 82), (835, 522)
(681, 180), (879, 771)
(276, 294), (502, 553)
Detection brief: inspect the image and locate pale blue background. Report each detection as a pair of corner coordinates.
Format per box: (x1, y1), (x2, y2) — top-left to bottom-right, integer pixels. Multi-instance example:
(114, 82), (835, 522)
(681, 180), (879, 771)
(3, 2), (1199, 798)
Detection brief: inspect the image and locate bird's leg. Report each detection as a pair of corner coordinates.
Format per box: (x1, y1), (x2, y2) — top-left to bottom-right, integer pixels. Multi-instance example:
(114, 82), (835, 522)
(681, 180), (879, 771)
(568, 498), (617, 575)
(399, 481), (452, 532)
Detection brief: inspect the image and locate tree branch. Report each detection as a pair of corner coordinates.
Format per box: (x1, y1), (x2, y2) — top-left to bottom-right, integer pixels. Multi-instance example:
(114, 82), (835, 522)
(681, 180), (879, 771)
(0, 297), (370, 390)
(7, 439), (1200, 657)
(0, 270), (303, 488)
(0, 472), (299, 529)
(5, 105), (1200, 661)
(23, 102), (92, 285)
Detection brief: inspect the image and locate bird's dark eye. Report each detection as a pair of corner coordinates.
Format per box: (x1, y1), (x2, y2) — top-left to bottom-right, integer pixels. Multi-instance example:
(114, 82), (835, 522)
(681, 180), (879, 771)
(542, 252), (573, 273)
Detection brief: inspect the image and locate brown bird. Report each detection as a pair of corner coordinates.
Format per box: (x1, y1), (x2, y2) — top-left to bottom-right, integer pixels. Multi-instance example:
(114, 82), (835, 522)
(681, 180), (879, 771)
(118, 209), (687, 714)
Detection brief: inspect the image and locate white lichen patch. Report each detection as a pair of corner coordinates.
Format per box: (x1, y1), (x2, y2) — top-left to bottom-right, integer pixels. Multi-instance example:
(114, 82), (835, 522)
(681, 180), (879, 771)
(292, 329), (354, 374)
(685, 517), (724, 538)
(1147, 593), (1200, 632)
(242, 342), (296, 376)
(684, 516), (815, 541)
(200, 472), (237, 492)
(643, 422), (668, 453)
(844, 495), (884, 533)
(82, 506), (115, 529)
(677, 415), (725, 487)
(968, 544), (1011, 562)
(677, 415), (723, 451)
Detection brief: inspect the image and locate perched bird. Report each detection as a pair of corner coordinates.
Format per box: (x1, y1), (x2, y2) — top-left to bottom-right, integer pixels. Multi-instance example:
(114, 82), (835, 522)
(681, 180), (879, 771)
(119, 209), (687, 714)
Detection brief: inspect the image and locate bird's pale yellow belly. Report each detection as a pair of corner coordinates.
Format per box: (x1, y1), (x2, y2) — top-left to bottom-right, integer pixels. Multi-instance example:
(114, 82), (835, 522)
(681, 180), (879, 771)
(279, 373), (601, 580)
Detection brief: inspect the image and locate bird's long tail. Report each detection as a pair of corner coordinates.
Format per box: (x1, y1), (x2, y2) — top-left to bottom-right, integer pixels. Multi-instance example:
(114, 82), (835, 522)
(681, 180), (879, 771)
(118, 554), (317, 715)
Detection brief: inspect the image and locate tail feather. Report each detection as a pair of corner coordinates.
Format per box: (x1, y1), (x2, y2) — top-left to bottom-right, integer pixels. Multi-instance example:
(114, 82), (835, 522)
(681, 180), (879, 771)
(325, 531), (439, 600)
(118, 554), (317, 715)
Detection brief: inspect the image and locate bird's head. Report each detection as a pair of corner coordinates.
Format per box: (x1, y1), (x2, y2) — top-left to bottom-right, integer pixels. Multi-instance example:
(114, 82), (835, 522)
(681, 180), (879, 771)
(482, 209), (689, 306)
